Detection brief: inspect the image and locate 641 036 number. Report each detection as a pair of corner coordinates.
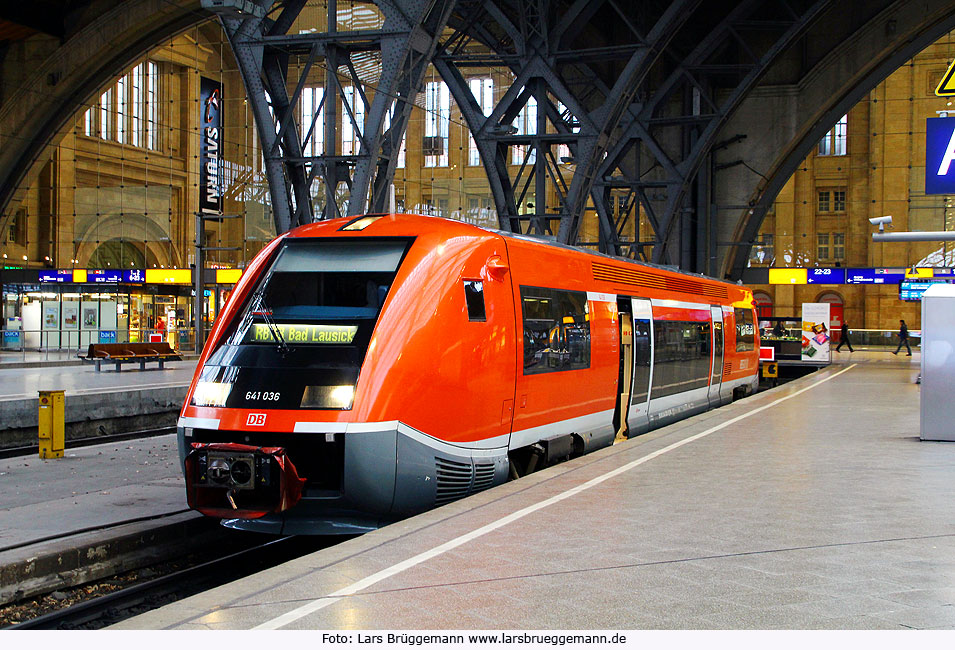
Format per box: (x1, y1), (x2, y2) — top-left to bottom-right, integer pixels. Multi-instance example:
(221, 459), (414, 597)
(245, 391), (281, 401)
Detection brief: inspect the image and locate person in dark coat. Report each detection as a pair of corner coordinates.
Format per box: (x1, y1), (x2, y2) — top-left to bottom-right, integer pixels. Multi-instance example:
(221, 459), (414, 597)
(893, 319), (911, 356)
(836, 321), (854, 352)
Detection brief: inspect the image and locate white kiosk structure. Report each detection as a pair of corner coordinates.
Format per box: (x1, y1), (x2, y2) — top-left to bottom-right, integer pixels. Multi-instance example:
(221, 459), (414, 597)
(920, 283), (955, 441)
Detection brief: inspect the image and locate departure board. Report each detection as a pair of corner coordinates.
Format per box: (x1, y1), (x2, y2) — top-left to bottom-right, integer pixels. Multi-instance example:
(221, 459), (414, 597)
(900, 279), (951, 301)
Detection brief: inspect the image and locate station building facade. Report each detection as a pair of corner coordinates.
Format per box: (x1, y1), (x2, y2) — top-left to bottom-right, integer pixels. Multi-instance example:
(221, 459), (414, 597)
(747, 33), (955, 332)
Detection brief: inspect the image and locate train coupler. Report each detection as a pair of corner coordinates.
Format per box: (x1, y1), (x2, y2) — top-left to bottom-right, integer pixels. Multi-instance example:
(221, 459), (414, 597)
(185, 442), (306, 519)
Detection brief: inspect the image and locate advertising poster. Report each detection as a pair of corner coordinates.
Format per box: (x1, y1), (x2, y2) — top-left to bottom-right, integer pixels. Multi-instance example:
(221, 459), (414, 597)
(63, 304), (78, 330)
(43, 304), (59, 329)
(199, 76), (223, 214)
(801, 302), (831, 363)
(83, 307), (98, 329)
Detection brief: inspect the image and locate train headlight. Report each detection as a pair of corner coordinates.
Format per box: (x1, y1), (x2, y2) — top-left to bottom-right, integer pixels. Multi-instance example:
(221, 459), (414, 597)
(192, 381), (233, 407)
(301, 385), (355, 409)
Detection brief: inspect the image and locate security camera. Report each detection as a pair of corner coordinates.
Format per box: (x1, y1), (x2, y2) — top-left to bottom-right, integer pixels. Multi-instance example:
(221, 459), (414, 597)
(869, 215), (892, 233)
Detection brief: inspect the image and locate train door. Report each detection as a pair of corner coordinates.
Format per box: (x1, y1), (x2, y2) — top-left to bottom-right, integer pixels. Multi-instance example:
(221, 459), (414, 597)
(708, 306), (724, 407)
(628, 298), (653, 437)
(613, 299), (633, 443)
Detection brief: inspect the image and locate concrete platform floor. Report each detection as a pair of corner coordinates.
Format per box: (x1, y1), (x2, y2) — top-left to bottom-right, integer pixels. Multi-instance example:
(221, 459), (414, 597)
(105, 351), (955, 630)
(0, 361), (196, 403)
(0, 433), (184, 550)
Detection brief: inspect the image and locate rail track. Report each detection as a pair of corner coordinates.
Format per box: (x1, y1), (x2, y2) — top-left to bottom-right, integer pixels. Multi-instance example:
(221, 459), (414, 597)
(0, 425), (176, 459)
(7, 535), (335, 629)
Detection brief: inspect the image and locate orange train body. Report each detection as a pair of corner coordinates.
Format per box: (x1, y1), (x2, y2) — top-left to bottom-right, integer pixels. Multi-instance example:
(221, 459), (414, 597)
(178, 214), (759, 534)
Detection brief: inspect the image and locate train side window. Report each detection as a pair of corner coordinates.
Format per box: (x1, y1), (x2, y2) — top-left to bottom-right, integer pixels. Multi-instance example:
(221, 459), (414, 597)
(734, 308), (755, 352)
(520, 286), (590, 374)
(464, 281), (486, 321)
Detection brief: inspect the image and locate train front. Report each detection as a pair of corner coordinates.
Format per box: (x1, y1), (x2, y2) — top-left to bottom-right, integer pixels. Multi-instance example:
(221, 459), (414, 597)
(178, 218), (416, 534)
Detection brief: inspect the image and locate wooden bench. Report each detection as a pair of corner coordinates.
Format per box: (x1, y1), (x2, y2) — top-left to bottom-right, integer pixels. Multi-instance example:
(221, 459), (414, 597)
(78, 342), (182, 372)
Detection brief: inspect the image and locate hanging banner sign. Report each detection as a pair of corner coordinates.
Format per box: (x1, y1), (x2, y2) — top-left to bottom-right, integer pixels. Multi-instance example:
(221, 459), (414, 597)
(199, 77), (223, 213)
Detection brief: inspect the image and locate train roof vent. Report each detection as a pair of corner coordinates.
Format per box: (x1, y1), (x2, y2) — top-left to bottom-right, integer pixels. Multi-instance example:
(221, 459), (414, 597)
(435, 457), (471, 506)
(592, 261), (728, 300)
(592, 262), (666, 290)
(664, 276), (728, 300)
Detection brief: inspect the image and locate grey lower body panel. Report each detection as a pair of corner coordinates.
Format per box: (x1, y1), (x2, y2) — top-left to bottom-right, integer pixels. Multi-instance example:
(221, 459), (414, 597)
(183, 422), (510, 535)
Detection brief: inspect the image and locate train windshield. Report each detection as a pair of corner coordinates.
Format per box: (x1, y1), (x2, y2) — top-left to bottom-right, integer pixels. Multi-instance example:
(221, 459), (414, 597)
(230, 239), (410, 347)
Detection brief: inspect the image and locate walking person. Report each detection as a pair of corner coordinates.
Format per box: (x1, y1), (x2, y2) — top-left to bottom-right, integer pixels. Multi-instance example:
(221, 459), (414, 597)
(836, 321), (854, 352)
(893, 319), (912, 356)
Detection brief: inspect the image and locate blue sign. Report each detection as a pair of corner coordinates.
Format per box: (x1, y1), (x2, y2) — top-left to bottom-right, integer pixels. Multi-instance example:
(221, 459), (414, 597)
(100, 330), (117, 342)
(39, 270), (72, 283)
(89, 269), (122, 283)
(124, 269), (145, 283)
(926, 117), (955, 194)
(2, 330), (20, 349)
(807, 268), (846, 284)
(846, 268), (906, 284)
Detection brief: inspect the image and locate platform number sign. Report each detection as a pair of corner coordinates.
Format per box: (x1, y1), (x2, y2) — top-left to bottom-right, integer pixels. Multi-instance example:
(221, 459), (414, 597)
(925, 117), (955, 195)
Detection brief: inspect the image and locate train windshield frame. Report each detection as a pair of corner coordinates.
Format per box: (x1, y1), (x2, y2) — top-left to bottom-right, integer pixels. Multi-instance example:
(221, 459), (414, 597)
(229, 237), (413, 348)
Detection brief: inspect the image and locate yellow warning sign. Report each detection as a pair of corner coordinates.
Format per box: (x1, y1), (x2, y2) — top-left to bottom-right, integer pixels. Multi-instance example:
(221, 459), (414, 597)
(762, 362), (778, 379)
(936, 59), (955, 96)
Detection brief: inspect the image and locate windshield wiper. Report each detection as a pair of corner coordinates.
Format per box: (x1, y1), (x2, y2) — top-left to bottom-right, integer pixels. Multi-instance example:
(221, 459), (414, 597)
(251, 287), (290, 356)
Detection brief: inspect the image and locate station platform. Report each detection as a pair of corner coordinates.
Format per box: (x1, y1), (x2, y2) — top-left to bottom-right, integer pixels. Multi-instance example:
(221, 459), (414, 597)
(93, 350), (955, 631)
(0, 360), (196, 448)
(0, 431), (211, 604)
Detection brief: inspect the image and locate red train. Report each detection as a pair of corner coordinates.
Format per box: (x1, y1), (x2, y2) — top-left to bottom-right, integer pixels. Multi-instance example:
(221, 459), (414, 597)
(178, 214), (759, 534)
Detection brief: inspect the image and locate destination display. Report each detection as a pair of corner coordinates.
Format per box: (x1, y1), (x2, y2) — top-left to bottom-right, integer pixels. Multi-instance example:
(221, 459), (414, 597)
(246, 323), (358, 345)
(846, 268), (906, 284)
(806, 268), (846, 284)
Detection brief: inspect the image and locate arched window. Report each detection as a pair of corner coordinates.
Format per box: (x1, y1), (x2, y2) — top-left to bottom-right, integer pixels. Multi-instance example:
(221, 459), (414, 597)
(817, 292), (845, 336)
(753, 291), (773, 320)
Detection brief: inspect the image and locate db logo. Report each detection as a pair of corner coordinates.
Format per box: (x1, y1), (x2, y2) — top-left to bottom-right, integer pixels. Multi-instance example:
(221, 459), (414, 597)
(246, 413), (267, 426)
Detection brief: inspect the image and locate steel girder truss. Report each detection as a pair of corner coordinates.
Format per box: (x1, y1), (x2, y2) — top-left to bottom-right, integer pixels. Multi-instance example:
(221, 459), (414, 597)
(206, 0), (457, 234)
(594, 0), (834, 270)
(434, 0), (698, 242)
(208, 0), (831, 274)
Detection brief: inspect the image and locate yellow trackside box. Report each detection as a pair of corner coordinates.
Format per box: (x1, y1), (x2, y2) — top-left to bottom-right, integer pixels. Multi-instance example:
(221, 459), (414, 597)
(762, 362), (778, 379)
(38, 390), (65, 459)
